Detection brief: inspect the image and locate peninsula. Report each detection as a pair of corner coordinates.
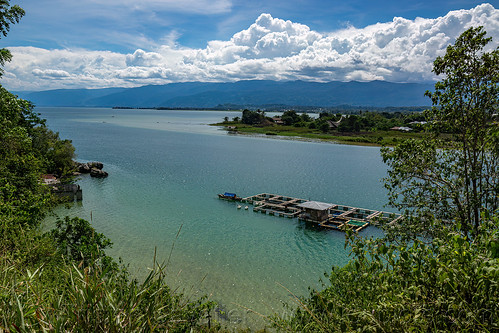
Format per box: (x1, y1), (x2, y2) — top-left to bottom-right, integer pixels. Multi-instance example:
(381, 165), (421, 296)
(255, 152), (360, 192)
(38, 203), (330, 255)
(213, 109), (429, 146)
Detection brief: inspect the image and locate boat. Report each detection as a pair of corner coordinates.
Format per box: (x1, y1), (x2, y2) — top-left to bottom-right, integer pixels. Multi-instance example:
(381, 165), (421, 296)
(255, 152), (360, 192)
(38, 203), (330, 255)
(237, 205), (242, 209)
(218, 192), (242, 201)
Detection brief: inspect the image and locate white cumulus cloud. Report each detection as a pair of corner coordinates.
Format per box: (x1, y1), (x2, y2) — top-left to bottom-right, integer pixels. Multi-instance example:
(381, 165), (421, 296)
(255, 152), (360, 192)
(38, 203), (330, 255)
(2, 3), (499, 91)
(32, 69), (71, 78)
(125, 49), (163, 67)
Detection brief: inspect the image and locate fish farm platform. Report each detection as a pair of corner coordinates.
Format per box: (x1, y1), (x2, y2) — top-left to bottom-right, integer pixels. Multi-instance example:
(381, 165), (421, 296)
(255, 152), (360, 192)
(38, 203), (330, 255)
(236, 193), (402, 232)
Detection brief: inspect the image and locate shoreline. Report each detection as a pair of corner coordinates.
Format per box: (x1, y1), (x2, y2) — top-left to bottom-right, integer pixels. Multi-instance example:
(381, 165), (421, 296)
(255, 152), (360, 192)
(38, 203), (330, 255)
(212, 123), (426, 147)
(224, 129), (383, 146)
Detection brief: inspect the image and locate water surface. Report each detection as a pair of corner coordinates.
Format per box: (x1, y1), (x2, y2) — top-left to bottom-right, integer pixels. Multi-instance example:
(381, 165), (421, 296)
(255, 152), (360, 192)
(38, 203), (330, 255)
(41, 107), (388, 328)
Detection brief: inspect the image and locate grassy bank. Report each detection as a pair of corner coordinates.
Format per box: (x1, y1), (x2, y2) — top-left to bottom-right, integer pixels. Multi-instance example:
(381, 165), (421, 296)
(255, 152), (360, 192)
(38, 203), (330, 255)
(212, 122), (428, 146)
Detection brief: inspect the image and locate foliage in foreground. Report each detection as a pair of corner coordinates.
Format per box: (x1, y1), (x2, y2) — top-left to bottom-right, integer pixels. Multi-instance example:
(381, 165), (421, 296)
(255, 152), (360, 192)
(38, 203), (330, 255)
(273, 214), (499, 332)
(275, 26), (499, 332)
(0, 95), (215, 333)
(0, 83), (215, 331)
(51, 216), (114, 268)
(382, 26), (498, 239)
(0, 241), (214, 332)
(0, 1), (216, 330)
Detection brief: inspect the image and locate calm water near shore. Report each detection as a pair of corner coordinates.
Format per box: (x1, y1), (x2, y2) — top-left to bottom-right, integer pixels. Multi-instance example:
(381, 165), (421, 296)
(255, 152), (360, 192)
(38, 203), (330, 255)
(41, 107), (389, 329)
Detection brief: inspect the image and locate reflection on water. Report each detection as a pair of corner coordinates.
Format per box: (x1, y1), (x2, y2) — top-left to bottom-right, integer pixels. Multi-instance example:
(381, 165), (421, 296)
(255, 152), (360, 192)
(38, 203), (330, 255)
(41, 107), (389, 329)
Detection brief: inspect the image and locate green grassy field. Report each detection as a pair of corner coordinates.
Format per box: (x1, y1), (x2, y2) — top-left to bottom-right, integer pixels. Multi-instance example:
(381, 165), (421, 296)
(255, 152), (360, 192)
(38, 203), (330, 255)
(213, 122), (427, 146)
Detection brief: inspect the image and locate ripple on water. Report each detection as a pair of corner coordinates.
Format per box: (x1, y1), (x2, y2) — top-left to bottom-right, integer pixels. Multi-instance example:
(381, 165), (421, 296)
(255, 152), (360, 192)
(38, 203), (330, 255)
(41, 108), (390, 330)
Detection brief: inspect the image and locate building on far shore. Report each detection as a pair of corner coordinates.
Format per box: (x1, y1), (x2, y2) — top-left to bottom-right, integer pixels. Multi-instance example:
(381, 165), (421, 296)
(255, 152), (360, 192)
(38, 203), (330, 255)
(272, 117), (284, 125)
(390, 126), (412, 132)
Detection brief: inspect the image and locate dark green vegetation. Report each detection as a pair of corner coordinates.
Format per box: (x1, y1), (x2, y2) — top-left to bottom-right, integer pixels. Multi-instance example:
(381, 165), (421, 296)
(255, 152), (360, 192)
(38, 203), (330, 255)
(382, 26), (499, 238)
(217, 109), (429, 146)
(273, 218), (499, 332)
(0, 2), (214, 331)
(274, 27), (499, 332)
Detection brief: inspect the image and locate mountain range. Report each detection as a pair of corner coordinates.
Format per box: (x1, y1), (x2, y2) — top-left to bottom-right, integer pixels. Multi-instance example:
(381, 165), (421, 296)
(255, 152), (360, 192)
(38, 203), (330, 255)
(15, 80), (435, 108)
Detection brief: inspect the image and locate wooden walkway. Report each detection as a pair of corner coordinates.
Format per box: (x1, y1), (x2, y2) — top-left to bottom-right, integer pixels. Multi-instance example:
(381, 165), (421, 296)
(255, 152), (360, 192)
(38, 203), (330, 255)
(240, 193), (401, 232)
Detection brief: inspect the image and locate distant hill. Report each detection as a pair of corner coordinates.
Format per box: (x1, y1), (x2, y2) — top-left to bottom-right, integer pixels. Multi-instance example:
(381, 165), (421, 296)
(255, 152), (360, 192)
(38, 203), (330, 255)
(15, 87), (127, 107)
(15, 80), (435, 108)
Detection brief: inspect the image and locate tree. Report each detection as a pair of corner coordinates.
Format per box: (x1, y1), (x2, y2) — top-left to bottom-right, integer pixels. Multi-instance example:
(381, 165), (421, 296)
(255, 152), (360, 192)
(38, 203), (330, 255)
(0, 119), (49, 234)
(0, 84), (43, 130)
(0, 9), (51, 231)
(31, 126), (75, 177)
(241, 109), (265, 125)
(0, 0), (72, 238)
(300, 113), (312, 122)
(381, 27), (499, 238)
(0, 0), (24, 74)
(281, 110), (299, 125)
(274, 214), (499, 332)
(51, 216), (113, 267)
(319, 121), (330, 133)
(0, 2), (74, 180)
(0, 4), (215, 331)
(338, 115), (361, 132)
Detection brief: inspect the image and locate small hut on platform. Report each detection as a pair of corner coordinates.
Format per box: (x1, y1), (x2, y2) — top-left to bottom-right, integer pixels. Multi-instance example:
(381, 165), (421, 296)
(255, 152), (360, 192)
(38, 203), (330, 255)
(297, 201), (334, 222)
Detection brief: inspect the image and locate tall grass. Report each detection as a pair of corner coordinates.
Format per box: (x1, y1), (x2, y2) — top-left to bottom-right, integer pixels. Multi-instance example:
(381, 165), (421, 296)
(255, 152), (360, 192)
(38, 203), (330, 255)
(0, 235), (215, 332)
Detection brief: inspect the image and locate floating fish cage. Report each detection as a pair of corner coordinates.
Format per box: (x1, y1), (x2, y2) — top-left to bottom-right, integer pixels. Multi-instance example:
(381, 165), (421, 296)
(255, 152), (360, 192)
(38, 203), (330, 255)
(233, 193), (401, 233)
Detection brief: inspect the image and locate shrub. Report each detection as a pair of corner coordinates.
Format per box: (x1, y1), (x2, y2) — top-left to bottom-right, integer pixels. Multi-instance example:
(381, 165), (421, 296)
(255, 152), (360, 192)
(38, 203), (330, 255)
(273, 214), (499, 332)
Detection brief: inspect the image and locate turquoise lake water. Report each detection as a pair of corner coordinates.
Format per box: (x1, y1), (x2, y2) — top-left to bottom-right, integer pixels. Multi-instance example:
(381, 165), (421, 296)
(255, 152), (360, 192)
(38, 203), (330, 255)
(40, 107), (389, 328)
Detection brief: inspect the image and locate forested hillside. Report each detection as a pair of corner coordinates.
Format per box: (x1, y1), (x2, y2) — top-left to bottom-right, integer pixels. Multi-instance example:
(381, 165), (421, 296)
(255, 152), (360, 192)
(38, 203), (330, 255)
(16, 80), (434, 108)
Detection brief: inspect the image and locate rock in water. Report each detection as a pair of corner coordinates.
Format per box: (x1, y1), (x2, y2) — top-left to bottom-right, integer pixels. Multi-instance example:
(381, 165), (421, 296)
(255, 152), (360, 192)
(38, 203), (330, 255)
(77, 162), (91, 173)
(89, 161), (104, 170)
(75, 161), (108, 177)
(90, 168), (108, 178)
(75, 161), (105, 174)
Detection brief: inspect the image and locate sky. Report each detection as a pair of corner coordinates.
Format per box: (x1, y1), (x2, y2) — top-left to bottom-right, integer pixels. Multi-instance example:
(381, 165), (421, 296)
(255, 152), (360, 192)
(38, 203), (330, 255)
(1, 0), (499, 91)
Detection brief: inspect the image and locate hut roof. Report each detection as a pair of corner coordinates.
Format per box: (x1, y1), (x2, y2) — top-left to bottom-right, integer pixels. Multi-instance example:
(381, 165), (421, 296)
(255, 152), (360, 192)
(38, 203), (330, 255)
(297, 201), (334, 211)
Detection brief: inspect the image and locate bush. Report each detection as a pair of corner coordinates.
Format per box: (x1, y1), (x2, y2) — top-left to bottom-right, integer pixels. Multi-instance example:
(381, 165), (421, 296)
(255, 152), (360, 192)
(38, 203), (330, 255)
(50, 216), (113, 268)
(273, 214), (499, 332)
(319, 122), (330, 133)
(241, 109), (265, 125)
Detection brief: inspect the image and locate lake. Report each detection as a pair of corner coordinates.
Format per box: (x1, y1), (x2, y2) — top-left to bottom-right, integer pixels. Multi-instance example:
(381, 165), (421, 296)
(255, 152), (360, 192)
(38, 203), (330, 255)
(40, 107), (389, 329)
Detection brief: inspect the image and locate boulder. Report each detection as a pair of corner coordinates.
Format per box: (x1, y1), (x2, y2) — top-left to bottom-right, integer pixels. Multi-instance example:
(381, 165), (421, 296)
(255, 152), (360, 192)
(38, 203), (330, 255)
(75, 161), (104, 173)
(90, 168), (108, 178)
(74, 161), (108, 177)
(89, 161), (104, 170)
(78, 162), (91, 173)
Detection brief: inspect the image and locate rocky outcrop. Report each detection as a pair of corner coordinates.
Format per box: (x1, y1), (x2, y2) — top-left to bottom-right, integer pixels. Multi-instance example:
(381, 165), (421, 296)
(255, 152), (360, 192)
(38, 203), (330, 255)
(90, 168), (108, 178)
(52, 184), (83, 201)
(89, 161), (104, 170)
(76, 163), (90, 174)
(75, 161), (108, 178)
